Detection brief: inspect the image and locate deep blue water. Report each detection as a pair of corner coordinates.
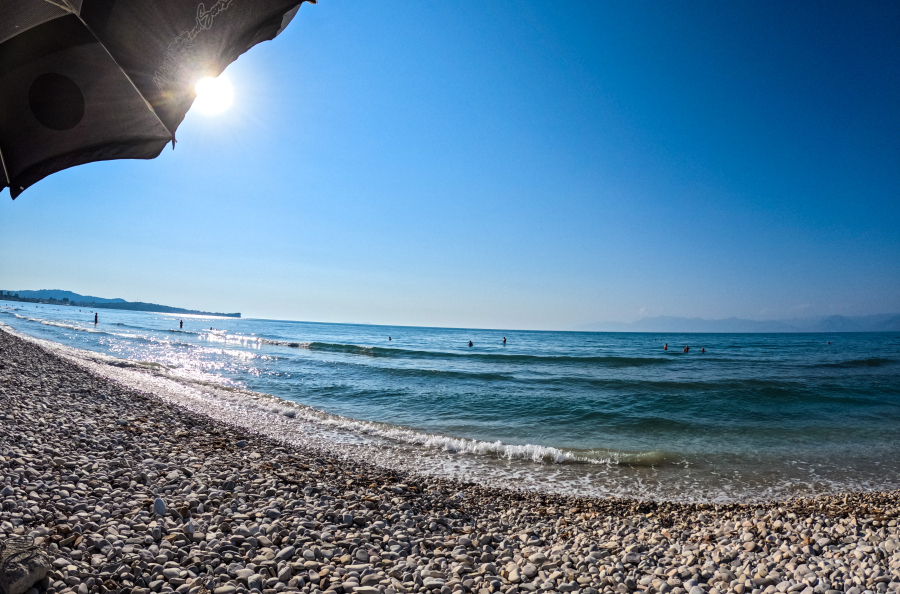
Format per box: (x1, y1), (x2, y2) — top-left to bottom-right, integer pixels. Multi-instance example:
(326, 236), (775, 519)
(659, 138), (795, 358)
(3, 302), (900, 500)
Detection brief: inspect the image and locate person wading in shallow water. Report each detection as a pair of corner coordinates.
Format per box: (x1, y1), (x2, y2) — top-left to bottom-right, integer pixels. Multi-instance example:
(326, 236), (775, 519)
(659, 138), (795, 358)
(664, 343), (668, 350)
(502, 337), (507, 344)
(94, 312), (97, 325)
(180, 319), (183, 329)
(683, 345), (690, 353)
(468, 340), (473, 347)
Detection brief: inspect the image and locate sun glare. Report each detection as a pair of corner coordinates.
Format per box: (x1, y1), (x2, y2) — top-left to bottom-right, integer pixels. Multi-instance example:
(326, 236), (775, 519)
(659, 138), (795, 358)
(194, 75), (233, 115)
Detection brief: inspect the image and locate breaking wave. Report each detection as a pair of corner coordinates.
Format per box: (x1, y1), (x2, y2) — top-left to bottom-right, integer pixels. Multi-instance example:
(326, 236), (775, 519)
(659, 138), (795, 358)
(257, 339), (671, 367)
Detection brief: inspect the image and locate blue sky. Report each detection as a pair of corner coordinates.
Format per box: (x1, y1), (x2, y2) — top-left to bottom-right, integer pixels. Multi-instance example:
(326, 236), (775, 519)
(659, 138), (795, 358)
(1, 0), (898, 330)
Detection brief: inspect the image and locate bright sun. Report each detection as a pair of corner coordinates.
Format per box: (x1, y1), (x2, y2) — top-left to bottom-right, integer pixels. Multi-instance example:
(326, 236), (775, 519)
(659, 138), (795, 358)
(194, 75), (233, 115)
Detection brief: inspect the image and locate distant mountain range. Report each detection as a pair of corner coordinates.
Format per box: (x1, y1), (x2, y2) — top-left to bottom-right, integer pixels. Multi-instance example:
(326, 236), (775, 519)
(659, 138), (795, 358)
(11, 289), (127, 303)
(1, 289), (240, 318)
(579, 314), (900, 333)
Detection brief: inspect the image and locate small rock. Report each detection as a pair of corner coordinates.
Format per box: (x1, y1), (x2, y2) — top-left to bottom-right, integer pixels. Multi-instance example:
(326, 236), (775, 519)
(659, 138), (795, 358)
(248, 575), (265, 591)
(0, 538), (51, 594)
(163, 568), (181, 580)
(277, 567), (292, 583)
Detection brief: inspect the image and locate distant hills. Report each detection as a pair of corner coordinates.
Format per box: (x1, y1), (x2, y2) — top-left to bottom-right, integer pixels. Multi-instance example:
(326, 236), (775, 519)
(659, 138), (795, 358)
(0, 289), (240, 318)
(11, 289), (126, 304)
(580, 314), (900, 333)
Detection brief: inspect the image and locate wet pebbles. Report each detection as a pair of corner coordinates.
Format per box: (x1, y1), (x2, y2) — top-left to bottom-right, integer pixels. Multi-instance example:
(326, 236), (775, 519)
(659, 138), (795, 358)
(1, 326), (900, 594)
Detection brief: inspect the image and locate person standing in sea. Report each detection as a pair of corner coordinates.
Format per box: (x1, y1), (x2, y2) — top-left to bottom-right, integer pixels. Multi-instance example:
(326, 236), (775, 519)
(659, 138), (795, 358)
(94, 312), (97, 325)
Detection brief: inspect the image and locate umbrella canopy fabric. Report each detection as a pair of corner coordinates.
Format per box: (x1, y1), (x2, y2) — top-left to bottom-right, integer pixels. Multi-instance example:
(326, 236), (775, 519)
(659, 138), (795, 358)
(0, 0), (313, 199)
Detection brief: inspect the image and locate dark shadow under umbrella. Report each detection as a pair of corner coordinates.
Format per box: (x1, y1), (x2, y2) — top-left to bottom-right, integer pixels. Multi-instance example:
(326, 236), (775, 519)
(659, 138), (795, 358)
(0, 0), (315, 199)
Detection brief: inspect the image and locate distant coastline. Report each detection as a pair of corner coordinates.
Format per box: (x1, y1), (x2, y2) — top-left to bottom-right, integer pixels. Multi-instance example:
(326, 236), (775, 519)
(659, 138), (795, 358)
(579, 313), (900, 333)
(0, 289), (240, 318)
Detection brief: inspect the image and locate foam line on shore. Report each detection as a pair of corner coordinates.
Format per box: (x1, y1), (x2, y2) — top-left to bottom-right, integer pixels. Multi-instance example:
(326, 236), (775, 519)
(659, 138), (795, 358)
(0, 323), (640, 467)
(0, 322), (708, 502)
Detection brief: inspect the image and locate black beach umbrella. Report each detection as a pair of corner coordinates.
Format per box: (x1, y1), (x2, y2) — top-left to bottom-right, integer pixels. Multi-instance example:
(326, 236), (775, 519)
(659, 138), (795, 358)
(0, 0), (315, 199)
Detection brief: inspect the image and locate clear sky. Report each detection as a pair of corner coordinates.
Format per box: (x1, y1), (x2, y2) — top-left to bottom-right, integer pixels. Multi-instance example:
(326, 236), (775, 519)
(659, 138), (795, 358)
(1, 1), (898, 330)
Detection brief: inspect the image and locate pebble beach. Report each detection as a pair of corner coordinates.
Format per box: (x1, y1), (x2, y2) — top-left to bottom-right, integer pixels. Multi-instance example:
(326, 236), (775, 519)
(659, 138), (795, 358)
(2, 326), (900, 594)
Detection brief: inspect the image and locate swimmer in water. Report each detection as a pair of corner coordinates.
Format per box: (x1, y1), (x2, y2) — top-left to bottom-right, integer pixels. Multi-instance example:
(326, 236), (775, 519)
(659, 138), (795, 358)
(701, 347), (706, 353)
(683, 345), (689, 353)
(502, 337), (506, 344)
(664, 343), (668, 350)
(468, 340), (473, 347)
(389, 336), (392, 341)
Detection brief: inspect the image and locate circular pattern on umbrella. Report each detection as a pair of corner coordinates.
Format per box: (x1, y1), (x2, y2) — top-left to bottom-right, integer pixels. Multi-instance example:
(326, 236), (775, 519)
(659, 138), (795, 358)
(28, 73), (86, 131)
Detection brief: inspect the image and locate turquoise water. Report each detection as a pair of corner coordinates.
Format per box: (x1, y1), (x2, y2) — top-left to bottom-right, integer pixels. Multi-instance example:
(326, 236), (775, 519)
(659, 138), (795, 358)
(3, 302), (900, 501)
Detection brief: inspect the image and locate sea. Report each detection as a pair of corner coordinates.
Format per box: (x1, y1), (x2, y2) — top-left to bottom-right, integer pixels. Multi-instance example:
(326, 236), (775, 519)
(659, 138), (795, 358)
(3, 302), (900, 502)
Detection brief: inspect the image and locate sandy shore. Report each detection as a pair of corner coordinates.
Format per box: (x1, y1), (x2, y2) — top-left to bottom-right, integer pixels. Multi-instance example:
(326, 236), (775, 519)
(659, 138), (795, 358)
(1, 326), (899, 594)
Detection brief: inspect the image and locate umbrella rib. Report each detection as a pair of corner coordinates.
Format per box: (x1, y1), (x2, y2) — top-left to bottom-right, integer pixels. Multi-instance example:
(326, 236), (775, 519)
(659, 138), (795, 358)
(64, 5), (176, 142)
(0, 143), (10, 188)
(40, 0), (74, 11)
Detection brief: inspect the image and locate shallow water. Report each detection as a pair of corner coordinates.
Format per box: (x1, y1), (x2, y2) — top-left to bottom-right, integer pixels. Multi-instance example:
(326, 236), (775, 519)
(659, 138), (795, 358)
(3, 303), (900, 501)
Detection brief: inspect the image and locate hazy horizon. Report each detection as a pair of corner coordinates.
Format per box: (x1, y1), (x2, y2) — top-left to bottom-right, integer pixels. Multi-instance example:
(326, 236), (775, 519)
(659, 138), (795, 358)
(4, 288), (899, 333)
(2, 1), (898, 329)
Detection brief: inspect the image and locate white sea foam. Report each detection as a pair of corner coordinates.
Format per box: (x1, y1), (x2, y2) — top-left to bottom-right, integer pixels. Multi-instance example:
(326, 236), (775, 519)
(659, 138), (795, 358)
(257, 338), (312, 348)
(35, 318), (103, 333)
(0, 320), (696, 477)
